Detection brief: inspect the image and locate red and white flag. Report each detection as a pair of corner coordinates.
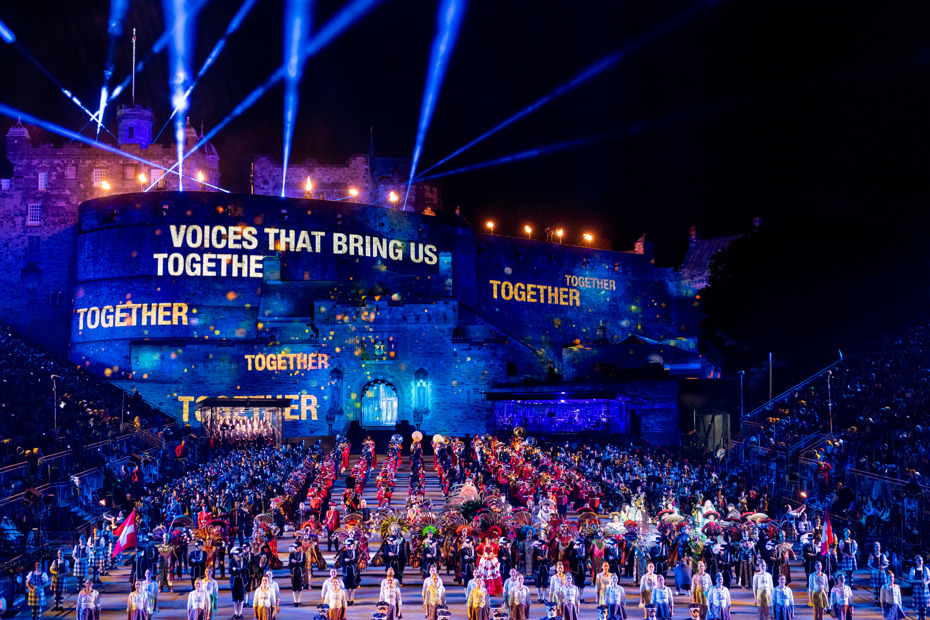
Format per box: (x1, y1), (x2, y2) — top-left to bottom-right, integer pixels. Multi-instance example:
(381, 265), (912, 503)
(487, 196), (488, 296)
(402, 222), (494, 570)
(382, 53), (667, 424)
(821, 511), (835, 555)
(112, 509), (138, 558)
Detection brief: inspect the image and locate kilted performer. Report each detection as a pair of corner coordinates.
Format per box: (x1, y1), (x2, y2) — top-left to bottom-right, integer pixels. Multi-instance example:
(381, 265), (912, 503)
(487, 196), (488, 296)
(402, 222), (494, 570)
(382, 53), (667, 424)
(838, 531), (859, 585)
(73, 535), (89, 593)
(869, 543), (890, 607)
(50, 549), (70, 611)
(77, 580), (101, 620)
(26, 563), (49, 620)
(910, 555), (930, 620)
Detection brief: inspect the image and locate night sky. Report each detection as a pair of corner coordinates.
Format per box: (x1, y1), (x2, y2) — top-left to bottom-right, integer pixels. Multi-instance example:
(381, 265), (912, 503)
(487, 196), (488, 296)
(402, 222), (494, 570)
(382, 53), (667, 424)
(2, 0), (929, 266)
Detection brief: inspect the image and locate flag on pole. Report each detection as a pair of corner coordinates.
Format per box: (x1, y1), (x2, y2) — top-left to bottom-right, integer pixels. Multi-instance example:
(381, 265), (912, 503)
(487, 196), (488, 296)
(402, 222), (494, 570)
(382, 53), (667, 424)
(112, 509), (138, 558)
(821, 511), (834, 555)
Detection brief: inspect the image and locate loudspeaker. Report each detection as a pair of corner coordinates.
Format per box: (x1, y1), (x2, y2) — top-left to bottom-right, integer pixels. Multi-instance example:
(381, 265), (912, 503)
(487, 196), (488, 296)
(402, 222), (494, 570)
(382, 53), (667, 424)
(23, 487), (43, 505)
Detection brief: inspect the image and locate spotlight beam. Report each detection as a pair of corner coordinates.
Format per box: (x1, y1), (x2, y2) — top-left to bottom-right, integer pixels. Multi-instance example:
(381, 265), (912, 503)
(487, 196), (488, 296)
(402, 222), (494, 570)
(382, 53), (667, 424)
(403, 0), (467, 210)
(414, 0), (716, 181)
(162, 0), (197, 191)
(282, 0), (314, 197)
(0, 17), (15, 44)
(146, 0), (386, 192)
(153, 0), (262, 143)
(0, 103), (229, 193)
(96, 0), (130, 138)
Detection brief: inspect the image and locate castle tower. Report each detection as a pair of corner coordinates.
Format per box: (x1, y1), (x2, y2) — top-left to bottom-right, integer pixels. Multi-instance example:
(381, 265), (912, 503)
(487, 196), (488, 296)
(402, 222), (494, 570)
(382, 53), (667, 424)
(117, 105), (154, 148)
(6, 118), (31, 156)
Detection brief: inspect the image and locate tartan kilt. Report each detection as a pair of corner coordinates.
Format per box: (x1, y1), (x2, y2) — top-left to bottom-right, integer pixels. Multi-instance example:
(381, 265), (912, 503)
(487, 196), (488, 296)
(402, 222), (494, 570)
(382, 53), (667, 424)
(52, 575), (65, 596)
(870, 570), (885, 589)
(841, 556), (857, 572)
(74, 558), (89, 581)
(28, 587), (46, 608)
(914, 585), (930, 610)
(95, 550), (107, 571)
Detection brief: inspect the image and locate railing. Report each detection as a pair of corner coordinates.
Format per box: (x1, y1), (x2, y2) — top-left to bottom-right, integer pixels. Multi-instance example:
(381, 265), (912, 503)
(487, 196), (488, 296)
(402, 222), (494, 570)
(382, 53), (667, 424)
(36, 450), (75, 484)
(0, 462), (29, 489)
(741, 357), (846, 425)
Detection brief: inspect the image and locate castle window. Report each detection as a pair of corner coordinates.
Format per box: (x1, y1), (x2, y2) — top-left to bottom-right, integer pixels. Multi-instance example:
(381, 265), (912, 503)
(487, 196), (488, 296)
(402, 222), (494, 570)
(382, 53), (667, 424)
(27, 204), (42, 226)
(152, 169), (166, 189)
(128, 126), (134, 139)
(92, 169), (108, 187)
(26, 236), (41, 262)
(1, 178), (10, 190)
(38, 172), (48, 191)
(123, 164), (137, 180)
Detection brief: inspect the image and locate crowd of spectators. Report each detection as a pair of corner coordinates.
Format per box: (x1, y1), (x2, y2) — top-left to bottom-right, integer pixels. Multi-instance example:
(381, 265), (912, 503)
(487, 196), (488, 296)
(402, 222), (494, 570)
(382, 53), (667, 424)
(0, 324), (168, 493)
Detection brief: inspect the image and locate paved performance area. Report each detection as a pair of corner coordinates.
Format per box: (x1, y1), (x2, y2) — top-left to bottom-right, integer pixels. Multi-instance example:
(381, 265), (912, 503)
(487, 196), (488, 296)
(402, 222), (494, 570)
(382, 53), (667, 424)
(17, 452), (897, 620)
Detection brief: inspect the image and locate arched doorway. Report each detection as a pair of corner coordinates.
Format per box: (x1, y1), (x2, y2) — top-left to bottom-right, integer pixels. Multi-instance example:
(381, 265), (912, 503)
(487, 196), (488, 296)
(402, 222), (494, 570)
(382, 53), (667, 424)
(361, 380), (398, 427)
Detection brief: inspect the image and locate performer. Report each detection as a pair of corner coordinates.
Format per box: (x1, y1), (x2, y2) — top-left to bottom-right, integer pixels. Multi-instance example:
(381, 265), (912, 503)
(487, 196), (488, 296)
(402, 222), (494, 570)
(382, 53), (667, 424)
(189, 541), (208, 589)
(807, 561), (829, 620)
(652, 575), (674, 620)
(880, 572), (905, 620)
(533, 539), (551, 603)
(869, 542), (890, 607)
(508, 574), (532, 620)
(203, 571), (220, 620)
(752, 561), (774, 620)
(26, 561), (49, 620)
(187, 579), (210, 620)
(321, 569), (345, 604)
(460, 535), (477, 589)
(230, 548), (248, 620)
(691, 561), (711, 620)
(158, 534), (175, 593)
(773, 535), (795, 585)
(50, 548), (70, 611)
(324, 579), (347, 620)
(288, 543), (306, 607)
(466, 578), (490, 620)
(127, 579), (150, 620)
(477, 544), (503, 596)
(606, 574), (628, 620)
(241, 543), (255, 609)
(838, 530), (859, 586)
(503, 568), (520, 607)
(73, 535), (89, 593)
(324, 506), (340, 552)
(77, 579), (101, 620)
(708, 574), (731, 620)
(910, 554), (930, 620)
(830, 574), (854, 620)
(141, 569), (159, 615)
(379, 572), (404, 620)
(381, 532), (408, 585)
(570, 537), (588, 604)
(338, 537), (361, 605)
(772, 574), (794, 620)
(561, 575), (581, 620)
(550, 561), (569, 615)
(640, 562), (659, 616)
(422, 565), (446, 620)
(737, 532), (755, 589)
(421, 529), (441, 577)
(253, 576), (275, 620)
(263, 571), (281, 618)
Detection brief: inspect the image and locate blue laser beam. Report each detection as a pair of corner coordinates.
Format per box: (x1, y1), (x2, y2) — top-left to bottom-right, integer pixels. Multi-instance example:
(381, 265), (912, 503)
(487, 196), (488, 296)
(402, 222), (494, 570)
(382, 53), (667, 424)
(108, 0), (212, 103)
(162, 0), (197, 191)
(146, 0), (385, 192)
(0, 17), (15, 44)
(0, 102), (229, 193)
(282, 0), (314, 197)
(414, 0), (717, 181)
(0, 19), (117, 140)
(403, 0), (467, 209)
(95, 0), (130, 138)
(153, 0), (262, 143)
